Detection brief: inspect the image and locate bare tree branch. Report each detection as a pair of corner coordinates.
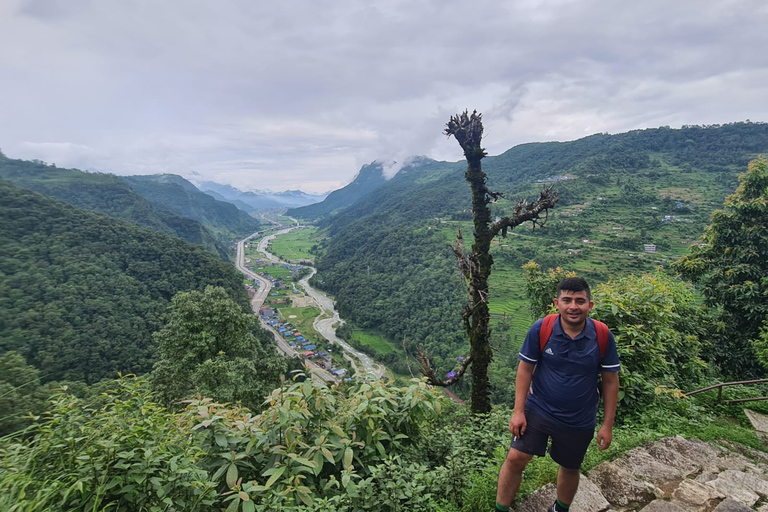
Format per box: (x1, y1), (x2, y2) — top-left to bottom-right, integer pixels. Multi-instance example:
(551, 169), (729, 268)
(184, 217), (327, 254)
(489, 186), (559, 238)
(417, 348), (472, 387)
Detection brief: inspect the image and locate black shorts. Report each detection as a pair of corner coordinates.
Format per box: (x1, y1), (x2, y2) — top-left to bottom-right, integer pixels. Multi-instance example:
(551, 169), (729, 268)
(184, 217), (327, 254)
(510, 409), (594, 469)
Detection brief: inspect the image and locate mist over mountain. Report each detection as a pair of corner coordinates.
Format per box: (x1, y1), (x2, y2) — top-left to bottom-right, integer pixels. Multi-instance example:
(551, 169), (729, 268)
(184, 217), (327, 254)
(196, 181), (327, 211)
(288, 156), (438, 221)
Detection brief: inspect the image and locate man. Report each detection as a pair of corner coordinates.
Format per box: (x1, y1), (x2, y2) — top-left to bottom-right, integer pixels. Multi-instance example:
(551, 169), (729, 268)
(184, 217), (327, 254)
(494, 277), (620, 512)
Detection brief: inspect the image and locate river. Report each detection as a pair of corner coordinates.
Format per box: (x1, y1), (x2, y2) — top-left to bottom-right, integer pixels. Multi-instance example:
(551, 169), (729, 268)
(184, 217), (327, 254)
(252, 227), (385, 380)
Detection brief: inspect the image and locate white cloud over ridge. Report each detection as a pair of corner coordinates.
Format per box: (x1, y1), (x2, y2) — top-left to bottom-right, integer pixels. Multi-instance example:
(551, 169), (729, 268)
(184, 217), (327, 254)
(1, 0), (766, 192)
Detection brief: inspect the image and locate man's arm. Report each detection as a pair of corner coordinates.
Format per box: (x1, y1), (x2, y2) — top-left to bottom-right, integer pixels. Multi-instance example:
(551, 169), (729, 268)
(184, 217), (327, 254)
(596, 370), (619, 450)
(510, 360), (535, 437)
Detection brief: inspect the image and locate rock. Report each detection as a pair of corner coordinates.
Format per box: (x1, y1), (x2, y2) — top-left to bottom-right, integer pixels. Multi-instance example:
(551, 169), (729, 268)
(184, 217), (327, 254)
(517, 437), (768, 512)
(744, 409), (768, 435)
(512, 483), (556, 512)
(720, 436), (768, 466)
(707, 471), (762, 506)
(710, 498), (754, 512)
(645, 443), (701, 477)
(694, 471), (719, 484)
(713, 470), (768, 496)
(638, 499), (688, 512)
(588, 461), (661, 507)
(671, 479), (724, 511)
(715, 455), (759, 472)
(512, 476), (612, 512)
(656, 437), (723, 468)
(572, 475), (611, 512)
(616, 447), (685, 487)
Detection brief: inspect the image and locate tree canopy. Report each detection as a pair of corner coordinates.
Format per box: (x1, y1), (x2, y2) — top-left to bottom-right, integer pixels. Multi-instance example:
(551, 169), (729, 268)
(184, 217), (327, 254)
(151, 286), (286, 410)
(673, 157), (768, 377)
(0, 180), (250, 383)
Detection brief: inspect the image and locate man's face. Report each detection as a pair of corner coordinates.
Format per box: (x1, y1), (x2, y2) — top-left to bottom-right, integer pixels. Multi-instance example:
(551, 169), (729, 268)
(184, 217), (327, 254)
(553, 290), (594, 329)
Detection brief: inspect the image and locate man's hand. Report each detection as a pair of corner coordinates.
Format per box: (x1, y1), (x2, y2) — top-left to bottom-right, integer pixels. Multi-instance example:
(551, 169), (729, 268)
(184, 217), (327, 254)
(509, 410), (527, 438)
(596, 423), (613, 450)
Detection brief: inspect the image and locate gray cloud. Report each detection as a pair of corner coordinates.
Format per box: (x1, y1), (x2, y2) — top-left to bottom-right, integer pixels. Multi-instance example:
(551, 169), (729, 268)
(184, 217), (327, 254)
(1, 0), (766, 192)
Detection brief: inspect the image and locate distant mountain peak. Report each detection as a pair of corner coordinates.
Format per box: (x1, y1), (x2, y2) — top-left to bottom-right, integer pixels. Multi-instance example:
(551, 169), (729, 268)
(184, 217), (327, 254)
(194, 181), (327, 211)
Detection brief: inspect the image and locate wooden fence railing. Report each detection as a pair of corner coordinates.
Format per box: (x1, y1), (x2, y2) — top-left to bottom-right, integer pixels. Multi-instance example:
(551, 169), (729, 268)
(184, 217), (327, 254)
(684, 379), (768, 404)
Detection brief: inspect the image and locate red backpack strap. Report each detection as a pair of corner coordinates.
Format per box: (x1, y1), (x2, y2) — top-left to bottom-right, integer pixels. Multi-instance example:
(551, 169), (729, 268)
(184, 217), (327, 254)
(538, 314), (558, 354)
(592, 319), (610, 358)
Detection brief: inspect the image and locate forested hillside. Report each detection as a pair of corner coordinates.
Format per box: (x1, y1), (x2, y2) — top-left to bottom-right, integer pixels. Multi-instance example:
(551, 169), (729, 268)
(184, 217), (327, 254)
(288, 160), (393, 221)
(119, 174), (261, 241)
(3, 139), (768, 512)
(0, 179), (250, 384)
(312, 122), (768, 378)
(0, 153), (229, 258)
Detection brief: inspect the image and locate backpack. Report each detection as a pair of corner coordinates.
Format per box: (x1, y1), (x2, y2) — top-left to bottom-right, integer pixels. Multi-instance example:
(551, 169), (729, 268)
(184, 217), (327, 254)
(538, 314), (610, 359)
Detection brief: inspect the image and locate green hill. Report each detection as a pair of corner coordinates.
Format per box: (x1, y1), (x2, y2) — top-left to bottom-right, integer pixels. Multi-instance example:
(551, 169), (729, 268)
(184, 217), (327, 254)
(0, 154), (228, 258)
(0, 179), (251, 384)
(311, 122), (768, 374)
(288, 160), (394, 221)
(119, 174), (261, 241)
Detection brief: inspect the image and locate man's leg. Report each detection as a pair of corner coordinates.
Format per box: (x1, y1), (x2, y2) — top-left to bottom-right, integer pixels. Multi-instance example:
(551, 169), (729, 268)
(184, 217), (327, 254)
(556, 466), (580, 505)
(496, 448), (534, 508)
(549, 426), (593, 511)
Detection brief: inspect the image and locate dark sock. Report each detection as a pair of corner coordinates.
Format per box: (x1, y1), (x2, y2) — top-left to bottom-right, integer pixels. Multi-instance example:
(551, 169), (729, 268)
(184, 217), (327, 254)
(495, 503), (510, 512)
(554, 499), (571, 512)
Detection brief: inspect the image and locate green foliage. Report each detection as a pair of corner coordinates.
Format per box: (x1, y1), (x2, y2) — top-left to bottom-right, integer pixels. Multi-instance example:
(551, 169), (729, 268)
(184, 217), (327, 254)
(335, 323), (352, 341)
(522, 262), (576, 318)
(151, 286), (285, 411)
(120, 174), (262, 243)
(674, 157), (768, 378)
(315, 222), (466, 374)
(753, 318), (768, 370)
(312, 123), (768, 386)
(0, 378), (217, 512)
(193, 376), (445, 510)
(0, 156), (229, 257)
(0, 180), (249, 384)
(4, 374), (768, 512)
(590, 272), (708, 416)
(0, 352), (51, 436)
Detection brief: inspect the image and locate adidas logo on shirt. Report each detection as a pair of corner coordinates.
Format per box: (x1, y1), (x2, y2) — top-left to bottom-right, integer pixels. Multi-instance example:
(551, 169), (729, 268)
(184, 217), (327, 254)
(544, 347), (554, 355)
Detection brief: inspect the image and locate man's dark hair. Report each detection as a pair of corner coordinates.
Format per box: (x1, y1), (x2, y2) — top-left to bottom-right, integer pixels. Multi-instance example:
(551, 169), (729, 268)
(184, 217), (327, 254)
(557, 277), (591, 300)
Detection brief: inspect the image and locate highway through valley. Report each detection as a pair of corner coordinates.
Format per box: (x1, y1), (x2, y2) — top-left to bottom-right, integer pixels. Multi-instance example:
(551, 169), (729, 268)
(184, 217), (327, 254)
(235, 231), (338, 383)
(236, 225), (386, 382)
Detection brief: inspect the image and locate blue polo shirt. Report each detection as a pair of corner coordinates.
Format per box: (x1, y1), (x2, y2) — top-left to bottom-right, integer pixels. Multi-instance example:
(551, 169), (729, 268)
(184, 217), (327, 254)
(518, 316), (620, 430)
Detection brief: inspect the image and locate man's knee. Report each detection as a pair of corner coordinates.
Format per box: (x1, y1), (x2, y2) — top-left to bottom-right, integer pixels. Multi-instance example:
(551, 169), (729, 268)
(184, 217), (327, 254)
(504, 448), (533, 472)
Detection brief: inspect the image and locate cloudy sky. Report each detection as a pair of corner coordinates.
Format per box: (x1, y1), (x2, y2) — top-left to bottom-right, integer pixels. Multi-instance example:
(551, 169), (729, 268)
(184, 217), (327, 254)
(2, 0), (766, 193)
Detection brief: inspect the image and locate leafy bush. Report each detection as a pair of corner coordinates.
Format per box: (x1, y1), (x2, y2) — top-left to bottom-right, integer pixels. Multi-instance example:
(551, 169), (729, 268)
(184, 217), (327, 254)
(591, 272), (709, 417)
(193, 376), (447, 510)
(0, 378), (216, 512)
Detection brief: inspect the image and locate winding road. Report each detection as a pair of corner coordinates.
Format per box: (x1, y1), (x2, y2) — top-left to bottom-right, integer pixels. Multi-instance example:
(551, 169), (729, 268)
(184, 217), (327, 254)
(235, 232), (338, 383)
(237, 225), (385, 381)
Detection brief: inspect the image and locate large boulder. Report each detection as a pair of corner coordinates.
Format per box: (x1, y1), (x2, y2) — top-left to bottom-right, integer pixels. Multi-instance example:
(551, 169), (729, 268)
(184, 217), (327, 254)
(588, 461), (661, 507)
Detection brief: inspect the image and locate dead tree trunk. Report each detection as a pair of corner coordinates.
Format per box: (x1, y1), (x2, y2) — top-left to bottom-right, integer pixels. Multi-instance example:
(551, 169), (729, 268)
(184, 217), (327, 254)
(418, 110), (558, 413)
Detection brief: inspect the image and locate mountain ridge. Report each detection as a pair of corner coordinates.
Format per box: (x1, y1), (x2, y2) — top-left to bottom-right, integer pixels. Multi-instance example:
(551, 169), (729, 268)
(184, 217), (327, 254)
(308, 121), (768, 376)
(119, 173), (262, 241)
(196, 181), (327, 210)
(0, 154), (231, 258)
